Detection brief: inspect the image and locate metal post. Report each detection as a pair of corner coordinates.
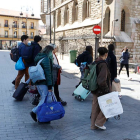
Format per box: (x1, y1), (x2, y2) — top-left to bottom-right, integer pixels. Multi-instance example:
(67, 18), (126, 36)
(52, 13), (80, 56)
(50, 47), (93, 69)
(100, 0), (104, 47)
(26, 16), (28, 35)
(95, 35), (99, 59)
(49, 0), (51, 43)
(54, 11), (56, 44)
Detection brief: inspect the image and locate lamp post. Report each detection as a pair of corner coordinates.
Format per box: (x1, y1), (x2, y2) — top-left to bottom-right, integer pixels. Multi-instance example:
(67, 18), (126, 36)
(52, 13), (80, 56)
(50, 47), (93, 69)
(49, 0), (51, 43)
(20, 6), (34, 36)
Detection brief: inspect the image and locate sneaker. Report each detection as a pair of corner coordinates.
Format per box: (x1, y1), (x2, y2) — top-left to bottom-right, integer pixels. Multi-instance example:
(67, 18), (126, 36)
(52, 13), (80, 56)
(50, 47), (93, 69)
(30, 112), (37, 122)
(128, 78), (132, 81)
(59, 98), (67, 106)
(95, 124), (106, 130)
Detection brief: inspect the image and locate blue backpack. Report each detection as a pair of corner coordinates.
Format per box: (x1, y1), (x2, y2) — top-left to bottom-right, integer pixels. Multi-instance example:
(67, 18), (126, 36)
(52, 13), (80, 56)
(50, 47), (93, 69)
(36, 92), (65, 122)
(21, 45), (34, 64)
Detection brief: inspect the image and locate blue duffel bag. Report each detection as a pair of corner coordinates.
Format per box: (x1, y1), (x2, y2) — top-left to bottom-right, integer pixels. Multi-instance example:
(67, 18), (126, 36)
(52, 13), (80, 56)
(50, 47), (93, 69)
(36, 92), (65, 122)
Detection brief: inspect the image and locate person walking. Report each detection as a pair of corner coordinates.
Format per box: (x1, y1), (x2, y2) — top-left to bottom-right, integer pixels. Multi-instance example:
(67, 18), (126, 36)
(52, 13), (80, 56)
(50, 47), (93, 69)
(31, 35), (42, 63)
(15, 35), (30, 89)
(75, 46), (93, 87)
(52, 44), (67, 106)
(107, 44), (117, 82)
(119, 47), (131, 80)
(30, 44), (54, 122)
(91, 47), (111, 130)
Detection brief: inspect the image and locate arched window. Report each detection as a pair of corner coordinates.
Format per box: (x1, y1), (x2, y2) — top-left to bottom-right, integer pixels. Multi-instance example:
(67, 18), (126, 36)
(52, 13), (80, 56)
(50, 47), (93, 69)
(83, 0), (91, 20)
(121, 9), (125, 31)
(64, 6), (69, 25)
(57, 10), (61, 27)
(103, 7), (110, 34)
(53, 0), (55, 8)
(72, 1), (78, 23)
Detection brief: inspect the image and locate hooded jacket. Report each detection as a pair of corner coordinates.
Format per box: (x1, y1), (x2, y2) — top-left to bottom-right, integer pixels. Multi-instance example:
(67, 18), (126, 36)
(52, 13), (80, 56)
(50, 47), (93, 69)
(77, 51), (93, 66)
(34, 53), (53, 90)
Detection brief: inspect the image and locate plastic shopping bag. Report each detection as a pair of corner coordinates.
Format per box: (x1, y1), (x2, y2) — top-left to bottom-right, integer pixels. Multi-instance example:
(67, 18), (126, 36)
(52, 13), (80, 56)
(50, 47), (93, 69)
(15, 57), (25, 70)
(98, 92), (123, 118)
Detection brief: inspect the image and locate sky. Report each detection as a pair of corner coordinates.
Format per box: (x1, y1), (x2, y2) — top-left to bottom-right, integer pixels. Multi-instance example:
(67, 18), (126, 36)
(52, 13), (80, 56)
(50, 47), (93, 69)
(0, 0), (41, 17)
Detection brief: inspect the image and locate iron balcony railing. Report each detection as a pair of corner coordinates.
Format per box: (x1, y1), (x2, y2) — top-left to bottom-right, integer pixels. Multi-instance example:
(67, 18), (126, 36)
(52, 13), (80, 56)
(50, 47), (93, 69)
(29, 26), (36, 29)
(0, 35), (34, 39)
(4, 24), (9, 27)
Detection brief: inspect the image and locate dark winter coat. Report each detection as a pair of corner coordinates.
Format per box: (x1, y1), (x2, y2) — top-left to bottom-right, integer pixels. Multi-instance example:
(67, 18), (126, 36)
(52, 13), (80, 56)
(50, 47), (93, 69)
(107, 50), (117, 81)
(34, 53), (53, 90)
(121, 51), (130, 64)
(76, 51), (93, 66)
(31, 41), (42, 60)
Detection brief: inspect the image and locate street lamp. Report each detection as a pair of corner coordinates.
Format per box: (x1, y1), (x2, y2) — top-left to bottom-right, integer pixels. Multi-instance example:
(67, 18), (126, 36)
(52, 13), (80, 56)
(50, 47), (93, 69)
(20, 6), (34, 35)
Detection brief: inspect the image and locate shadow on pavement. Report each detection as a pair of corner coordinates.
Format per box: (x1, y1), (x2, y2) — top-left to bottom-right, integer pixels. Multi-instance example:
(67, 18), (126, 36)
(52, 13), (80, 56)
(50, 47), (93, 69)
(121, 87), (135, 91)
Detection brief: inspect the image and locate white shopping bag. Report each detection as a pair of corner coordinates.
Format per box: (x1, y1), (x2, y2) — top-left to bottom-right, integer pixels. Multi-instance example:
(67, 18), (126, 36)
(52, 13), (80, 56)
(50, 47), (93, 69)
(98, 92), (123, 118)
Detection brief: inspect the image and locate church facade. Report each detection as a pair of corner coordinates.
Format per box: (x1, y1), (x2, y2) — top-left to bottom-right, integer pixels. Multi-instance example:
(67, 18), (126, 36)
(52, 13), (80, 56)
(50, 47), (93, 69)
(41, 0), (140, 63)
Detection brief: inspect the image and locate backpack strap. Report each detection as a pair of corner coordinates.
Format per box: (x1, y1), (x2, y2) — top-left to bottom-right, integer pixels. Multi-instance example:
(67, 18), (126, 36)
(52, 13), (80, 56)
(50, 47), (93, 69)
(37, 57), (46, 66)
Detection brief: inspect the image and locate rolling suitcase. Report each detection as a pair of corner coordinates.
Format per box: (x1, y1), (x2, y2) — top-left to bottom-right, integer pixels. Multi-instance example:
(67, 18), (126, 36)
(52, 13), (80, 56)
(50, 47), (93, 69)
(73, 83), (90, 101)
(13, 82), (29, 101)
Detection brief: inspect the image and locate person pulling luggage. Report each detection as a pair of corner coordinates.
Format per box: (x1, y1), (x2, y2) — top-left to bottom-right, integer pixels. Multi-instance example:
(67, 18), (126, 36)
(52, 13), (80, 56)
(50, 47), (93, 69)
(30, 44), (54, 122)
(75, 46), (93, 87)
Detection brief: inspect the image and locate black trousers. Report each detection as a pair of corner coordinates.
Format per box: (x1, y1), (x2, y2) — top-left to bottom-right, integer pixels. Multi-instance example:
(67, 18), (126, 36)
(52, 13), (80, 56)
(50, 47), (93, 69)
(119, 63), (129, 77)
(54, 83), (60, 101)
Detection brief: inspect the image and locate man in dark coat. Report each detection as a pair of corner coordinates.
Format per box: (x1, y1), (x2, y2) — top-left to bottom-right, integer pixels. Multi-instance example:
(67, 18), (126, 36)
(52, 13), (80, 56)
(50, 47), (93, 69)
(107, 44), (117, 82)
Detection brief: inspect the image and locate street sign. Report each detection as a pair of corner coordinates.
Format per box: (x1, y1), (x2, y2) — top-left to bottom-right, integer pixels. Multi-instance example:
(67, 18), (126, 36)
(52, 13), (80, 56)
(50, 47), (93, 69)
(93, 25), (101, 35)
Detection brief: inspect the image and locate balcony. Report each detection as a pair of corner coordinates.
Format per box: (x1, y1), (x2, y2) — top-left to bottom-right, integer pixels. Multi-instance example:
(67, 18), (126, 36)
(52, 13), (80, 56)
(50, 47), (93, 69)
(12, 25), (19, 28)
(22, 25), (27, 29)
(5, 35), (8, 38)
(30, 36), (34, 39)
(4, 24), (9, 27)
(13, 36), (17, 38)
(30, 26), (35, 29)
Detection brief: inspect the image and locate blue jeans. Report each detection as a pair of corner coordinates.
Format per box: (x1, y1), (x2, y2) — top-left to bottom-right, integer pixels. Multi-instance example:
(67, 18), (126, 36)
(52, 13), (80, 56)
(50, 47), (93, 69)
(32, 85), (48, 114)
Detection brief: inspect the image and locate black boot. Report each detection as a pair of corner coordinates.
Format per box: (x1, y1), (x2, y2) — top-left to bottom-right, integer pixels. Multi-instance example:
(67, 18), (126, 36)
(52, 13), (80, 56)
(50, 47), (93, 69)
(30, 112), (37, 122)
(59, 98), (67, 106)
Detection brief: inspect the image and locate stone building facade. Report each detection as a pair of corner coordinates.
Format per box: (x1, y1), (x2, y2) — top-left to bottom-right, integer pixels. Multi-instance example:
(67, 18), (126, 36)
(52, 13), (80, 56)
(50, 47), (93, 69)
(41, 0), (140, 63)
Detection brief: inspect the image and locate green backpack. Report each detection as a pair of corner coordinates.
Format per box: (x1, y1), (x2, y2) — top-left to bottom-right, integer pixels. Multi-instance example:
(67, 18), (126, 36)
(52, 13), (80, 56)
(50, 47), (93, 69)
(81, 61), (106, 91)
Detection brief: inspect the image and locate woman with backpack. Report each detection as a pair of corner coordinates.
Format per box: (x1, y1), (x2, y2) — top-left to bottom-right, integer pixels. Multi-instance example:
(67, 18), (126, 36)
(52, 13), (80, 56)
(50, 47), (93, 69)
(30, 44), (54, 122)
(91, 47), (111, 130)
(119, 47), (131, 80)
(75, 46), (93, 87)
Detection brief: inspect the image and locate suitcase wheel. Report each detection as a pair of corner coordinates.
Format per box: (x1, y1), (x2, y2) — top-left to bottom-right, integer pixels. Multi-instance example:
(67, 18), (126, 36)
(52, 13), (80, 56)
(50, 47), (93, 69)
(72, 93), (74, 96)
(80, 99), (84, 102)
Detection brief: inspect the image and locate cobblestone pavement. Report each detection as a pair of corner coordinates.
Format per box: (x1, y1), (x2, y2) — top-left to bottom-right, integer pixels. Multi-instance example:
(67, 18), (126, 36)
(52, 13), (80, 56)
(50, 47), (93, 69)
(0, 50), (140, 140)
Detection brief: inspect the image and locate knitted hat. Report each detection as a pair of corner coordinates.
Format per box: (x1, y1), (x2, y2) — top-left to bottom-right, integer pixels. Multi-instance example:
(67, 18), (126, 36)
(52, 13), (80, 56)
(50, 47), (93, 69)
(49, 43), (57, 49)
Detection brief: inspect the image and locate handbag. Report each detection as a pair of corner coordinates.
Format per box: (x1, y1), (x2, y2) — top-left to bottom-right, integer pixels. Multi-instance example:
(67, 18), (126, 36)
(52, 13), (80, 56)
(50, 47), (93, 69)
(28, 57), (46, 83)
(36, 92), (65, 122)
(15, 57), (25, 70)
(98, 92), (123, 119)
(112, 81), (121, 92)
